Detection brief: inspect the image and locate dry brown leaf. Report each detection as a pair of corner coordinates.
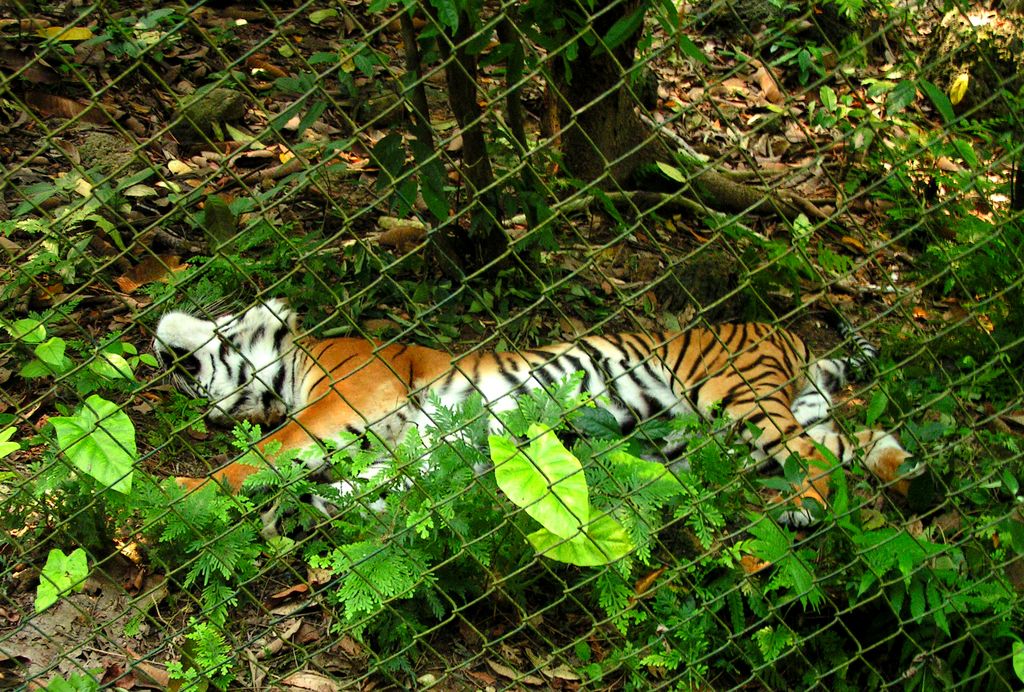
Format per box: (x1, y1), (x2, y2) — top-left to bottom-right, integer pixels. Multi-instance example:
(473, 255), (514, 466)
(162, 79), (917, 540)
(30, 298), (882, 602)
(740, 554), (771, 574)
(269, 583), (309, 601)
(634, 567), (666, 596)
(0, 49), (60, 83)
(486, 659), (544, 686)
(995, 411), (1024, 434)
(752, 64), (783, 104)
(362, 318), (399, 333)
(334, 634), (363, 658)
(167, 159), (194, 175)
(839, 236), (867, 254)
(279, 671), (341, 692)
(467, 669), (497, 685)
(246, 55), (289, 79)
(123, 646), (170, 689)
(24, 91), (114, 124)
(253, 618), (303, 659)
(376, 225), (426, 252)
(525, 650), (582, 682)
(306, 566), (333, 586)
(0, 18), (51, 30)
(295, 622), (321, 645)
(114, 255), (187, 294)
(933, 511), (963, 536)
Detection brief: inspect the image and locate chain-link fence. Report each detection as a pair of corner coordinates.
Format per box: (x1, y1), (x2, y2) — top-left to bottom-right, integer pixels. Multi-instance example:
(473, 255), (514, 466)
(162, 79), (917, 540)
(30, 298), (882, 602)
(1, 0), (1023, 688)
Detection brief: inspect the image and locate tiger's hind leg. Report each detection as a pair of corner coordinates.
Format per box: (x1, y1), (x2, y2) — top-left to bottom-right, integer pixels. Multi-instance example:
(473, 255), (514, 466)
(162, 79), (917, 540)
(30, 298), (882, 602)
(806, 423), (920, 496)
(701, 390), (840, 526)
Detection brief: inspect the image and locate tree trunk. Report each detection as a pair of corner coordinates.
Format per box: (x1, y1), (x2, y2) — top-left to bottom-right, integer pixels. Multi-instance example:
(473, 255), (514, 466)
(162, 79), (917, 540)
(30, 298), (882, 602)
(551, 1), (671, 187)
(433, 11), (509, 271)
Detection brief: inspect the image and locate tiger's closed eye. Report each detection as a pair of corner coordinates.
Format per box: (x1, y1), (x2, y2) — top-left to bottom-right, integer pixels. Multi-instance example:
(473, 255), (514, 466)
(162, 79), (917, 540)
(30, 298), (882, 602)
(168, 347), (201, 377)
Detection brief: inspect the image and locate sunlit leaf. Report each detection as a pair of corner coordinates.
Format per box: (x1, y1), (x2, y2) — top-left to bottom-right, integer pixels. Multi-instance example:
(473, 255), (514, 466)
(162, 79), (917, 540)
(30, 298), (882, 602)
(35, 548), (88, 612)
(527, 514), (633, 566)
(948, 73), (969, 106)
(50, 395), (135, 494)
(490, 425), (589, 539)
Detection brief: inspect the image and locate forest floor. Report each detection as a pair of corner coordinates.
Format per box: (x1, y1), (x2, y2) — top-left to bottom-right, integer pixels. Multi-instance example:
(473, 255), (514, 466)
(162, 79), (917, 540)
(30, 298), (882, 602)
(1, 1), (1020, 689)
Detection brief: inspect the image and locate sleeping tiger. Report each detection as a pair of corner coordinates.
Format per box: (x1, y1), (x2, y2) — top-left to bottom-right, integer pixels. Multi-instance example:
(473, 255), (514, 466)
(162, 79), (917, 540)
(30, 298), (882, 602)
(153, 299), (917, 526)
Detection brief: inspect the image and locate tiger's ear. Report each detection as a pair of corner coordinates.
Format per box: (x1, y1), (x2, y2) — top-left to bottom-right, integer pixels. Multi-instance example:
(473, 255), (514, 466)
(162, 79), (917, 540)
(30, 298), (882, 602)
(261, 298), (297, 331)
(154, 311), (217, 354)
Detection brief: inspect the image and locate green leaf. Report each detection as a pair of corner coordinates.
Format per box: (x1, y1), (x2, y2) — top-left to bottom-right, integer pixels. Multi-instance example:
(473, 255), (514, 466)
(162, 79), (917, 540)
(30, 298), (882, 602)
(35, 547), (88, 612)
(308, 8), (337, 24)
(39, 672), (101, 692)
(918, 78), (955, 124)
(600, 8), (645, 53)
(747, 514), (793, 563)
(5, 318), (46, 343)
(20, 359), (53, 378)
(608, 450), (683, 497)
(676, 34), (708, 65)
(572, 407), (622, 439)
(865, 390), (887, 426)
(203, 195), (237, 244)
(527, 514), (633, 566)
(819, 85), (837, 111)
(928, 579), (949, 636)
(490, 424), (589, 539)
(886, 79), (916, 116)
(34, 337), (66, 366)
(1013, 640), (1024, 684)
(0, 426), (19, 458)
(654, 160), (686, 183)
(951, 138), (978, 168)
(908, 577), (925, 622)
(49, 395), (136, 494)
(429, 0), (459, 31)
(89, 353), (135, 381)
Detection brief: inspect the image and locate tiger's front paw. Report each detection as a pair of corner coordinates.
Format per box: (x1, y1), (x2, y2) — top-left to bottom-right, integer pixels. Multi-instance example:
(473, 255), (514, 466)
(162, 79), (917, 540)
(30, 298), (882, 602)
(769, 490), (825, 527)
(776, 506), (816, 527)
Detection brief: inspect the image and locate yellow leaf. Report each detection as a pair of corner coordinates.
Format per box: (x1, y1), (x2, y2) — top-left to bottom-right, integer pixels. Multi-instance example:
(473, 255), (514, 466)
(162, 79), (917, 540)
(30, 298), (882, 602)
(167, 159), (193, 175)
(73, 178), (93, 197)
(948, 73), (969, 106)
(36, 26), (94, 41)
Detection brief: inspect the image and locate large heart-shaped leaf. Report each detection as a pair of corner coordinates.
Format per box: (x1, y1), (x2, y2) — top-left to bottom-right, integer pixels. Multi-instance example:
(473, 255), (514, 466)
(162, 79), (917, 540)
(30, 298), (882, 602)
(50, 395), (135, 494)
(527, 515), (634, 567)
(490, 424), (589, 539)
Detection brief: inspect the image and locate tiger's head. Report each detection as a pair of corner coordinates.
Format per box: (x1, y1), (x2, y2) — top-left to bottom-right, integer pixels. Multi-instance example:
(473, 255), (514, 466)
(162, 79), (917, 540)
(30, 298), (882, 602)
(153, 299), (300, 426)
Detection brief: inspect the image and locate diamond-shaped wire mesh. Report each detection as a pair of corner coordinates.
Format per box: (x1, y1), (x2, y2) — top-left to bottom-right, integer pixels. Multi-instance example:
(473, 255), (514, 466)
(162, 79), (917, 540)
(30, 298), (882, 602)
(1, 0), (1023, 688)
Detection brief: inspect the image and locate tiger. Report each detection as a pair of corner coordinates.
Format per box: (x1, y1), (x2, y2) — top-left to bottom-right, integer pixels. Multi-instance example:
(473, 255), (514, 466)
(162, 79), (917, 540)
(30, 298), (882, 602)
(153, 299), (918, 526)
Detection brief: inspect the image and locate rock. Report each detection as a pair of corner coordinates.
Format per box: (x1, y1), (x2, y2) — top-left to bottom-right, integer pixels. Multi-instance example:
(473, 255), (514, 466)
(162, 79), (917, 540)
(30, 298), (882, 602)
(172, 87), (248, 142)
(78, 132), (148, 176)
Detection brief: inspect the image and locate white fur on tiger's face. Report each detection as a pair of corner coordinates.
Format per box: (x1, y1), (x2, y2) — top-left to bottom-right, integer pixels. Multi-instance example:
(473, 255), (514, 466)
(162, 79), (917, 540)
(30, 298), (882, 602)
(153, 301), (918, 526)
(154, 299), (302, 427)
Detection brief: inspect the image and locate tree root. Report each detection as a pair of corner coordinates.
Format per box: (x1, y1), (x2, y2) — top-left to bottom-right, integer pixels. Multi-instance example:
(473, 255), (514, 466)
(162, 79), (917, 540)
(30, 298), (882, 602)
(639, 113), (829, 223)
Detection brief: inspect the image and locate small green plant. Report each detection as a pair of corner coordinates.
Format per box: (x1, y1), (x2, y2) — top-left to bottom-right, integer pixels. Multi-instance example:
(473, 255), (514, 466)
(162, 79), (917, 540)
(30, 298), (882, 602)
(35, 547), (89, 612)
(39, 672), (100, 692)
(2, 317), (155, 395)
(165, 618), (236, 689)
